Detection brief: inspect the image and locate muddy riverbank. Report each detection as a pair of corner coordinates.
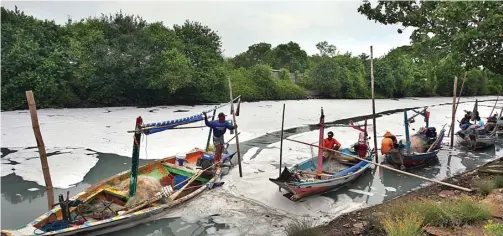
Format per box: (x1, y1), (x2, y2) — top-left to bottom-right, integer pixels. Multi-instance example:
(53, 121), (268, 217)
(320, 157), (503, 236)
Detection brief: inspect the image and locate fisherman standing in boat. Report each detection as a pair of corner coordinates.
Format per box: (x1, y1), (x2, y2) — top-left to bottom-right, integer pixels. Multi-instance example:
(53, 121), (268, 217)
(323, 131), (341, 161)
(202, 112), (237, 163)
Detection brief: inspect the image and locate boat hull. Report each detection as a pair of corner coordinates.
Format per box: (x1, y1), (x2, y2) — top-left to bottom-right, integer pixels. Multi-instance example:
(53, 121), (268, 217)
(269, 148), (372, 201)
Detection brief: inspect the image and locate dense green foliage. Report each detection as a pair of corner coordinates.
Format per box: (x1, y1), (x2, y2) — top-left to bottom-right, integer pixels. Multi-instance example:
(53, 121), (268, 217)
(1, 4), (502, 110)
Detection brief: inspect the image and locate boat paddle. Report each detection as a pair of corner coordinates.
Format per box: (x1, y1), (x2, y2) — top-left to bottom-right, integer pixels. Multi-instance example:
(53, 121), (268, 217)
(283, 137), (473, 192)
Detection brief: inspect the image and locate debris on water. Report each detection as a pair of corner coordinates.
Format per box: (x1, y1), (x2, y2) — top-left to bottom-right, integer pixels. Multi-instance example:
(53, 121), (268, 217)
(384, 187), (396, 192)
(348, 189), (374, 196)
(174, 109), (190, 113)
(27, 188), (39, 191)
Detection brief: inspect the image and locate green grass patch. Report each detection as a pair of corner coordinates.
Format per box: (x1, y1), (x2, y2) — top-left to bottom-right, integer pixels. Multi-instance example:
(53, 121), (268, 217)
(476, 180), (496, 196)
(381, 212), (425, 236)
(380, 196), (492, 231)
(284, 219), (323, 236)
(493, 175), (503, 188)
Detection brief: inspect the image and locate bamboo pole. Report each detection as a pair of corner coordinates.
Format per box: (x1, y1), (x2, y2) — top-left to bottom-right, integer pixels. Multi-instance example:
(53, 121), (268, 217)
(450, 77), (458, 148)
(129, 116), (143, 197)
(228, 77), (243, 177)
(279, 104), (286, 191)
(370, 46), (379, 162)
(26, 91), (55, 210)
(489, 96), (499, 118)
(448, 71), (467, 137)
(284, 137), (472, 192)
(206, 108), (217, 151)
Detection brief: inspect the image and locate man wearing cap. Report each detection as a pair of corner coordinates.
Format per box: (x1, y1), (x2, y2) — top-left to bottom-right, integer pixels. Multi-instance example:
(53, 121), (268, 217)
(323, 131), (341, 161)
(203, 112), (237, 162)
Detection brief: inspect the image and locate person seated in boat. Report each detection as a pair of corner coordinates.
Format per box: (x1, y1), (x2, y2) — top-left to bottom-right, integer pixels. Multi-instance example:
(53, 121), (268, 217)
(475, 115), (485, 128)
(488, 113), (498, 123)
(387, 143), (406, 171)
(323, 131), (341, 161)
(459, 113), (473, 130)
(381, 131), (397, 155)
(202, 112), (237, 163)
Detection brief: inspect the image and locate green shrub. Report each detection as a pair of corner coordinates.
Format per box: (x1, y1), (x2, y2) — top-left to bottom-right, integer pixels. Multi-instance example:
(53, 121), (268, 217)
(382, 212), (424, 236)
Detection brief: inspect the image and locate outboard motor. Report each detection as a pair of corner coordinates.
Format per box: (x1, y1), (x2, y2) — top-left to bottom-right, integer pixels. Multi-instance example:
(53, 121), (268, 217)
(196, 154), (215, 171)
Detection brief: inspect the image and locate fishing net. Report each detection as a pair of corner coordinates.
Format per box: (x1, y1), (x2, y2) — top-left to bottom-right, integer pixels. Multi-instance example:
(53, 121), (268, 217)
(410, 135), (427, 153)
(110, 175), (169, 208)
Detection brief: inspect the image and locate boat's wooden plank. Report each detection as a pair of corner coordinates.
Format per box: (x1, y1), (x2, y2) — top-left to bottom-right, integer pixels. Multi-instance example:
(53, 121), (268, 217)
(162, 163), (211, 183)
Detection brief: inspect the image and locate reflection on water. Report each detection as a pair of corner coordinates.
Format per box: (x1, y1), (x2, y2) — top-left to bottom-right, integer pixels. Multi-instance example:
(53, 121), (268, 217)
(1, 153), (151, 229)
(1, 103), (502, 235)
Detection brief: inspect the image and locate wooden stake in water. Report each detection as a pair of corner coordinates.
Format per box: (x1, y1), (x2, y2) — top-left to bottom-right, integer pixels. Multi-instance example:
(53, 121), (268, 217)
(450, 77), (458, 148)
(228, 77), (243, 177)
(26, 91), (55, 210)
(448, 71), (467, 137)
(279, 104), (286, 191)
(370, 46), (379, 162)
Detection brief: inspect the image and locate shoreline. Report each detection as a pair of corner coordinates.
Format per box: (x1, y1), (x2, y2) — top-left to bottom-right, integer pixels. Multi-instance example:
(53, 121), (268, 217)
(319, 156), (503, 236)
(1, 95), (499, 112)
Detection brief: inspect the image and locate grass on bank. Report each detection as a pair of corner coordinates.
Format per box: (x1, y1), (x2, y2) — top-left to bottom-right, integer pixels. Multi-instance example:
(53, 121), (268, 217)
(284, 219), (323, 236)
(378, 196), (492, 235)
(476, 175), (503, 196)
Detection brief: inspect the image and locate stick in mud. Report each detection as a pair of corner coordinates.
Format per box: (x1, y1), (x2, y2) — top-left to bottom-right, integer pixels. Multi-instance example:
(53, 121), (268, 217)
(450, 76), (458, 148)
(283, 137), (473, 192)
(228, 77), (243, 177)
(26, 91), (55, 210)
(279, 104), (286, 191)
(370, 45), (379, 163)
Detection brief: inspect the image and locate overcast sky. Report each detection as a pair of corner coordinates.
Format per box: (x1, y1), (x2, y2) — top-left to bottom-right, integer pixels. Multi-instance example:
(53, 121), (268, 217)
(1, 1), (413, 58)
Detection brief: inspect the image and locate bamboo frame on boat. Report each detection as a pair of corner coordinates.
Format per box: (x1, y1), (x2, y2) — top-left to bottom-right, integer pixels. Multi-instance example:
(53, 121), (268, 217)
(228, 77), (243, 177)
(284, 137), (473, 192)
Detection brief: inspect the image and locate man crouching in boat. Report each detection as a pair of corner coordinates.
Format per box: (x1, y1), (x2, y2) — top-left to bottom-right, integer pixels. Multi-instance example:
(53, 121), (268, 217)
(323, 131), (341, 161)
(203, 112), (237, 163)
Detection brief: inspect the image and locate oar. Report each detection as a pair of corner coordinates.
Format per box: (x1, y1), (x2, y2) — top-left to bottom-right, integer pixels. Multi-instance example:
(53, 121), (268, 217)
(283, 137), (473, 192)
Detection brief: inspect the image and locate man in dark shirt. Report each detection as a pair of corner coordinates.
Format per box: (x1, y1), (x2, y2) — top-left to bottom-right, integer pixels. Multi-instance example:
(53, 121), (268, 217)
(203, 112), (236, 162)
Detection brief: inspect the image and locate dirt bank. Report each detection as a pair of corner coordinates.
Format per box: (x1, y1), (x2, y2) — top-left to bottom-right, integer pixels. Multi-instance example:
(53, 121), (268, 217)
(321, 157), (503, 236)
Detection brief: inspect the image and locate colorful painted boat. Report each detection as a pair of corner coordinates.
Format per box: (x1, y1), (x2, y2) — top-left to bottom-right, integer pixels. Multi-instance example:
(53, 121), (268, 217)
(1, 99), (241, 236)
(0, 150), (235, 236)
(269, 108), (372, 201)
(383, 109), (445, 169)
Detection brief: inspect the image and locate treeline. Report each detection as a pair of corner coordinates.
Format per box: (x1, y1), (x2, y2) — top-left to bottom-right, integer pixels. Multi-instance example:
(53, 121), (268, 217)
(1, 6), (502, 111)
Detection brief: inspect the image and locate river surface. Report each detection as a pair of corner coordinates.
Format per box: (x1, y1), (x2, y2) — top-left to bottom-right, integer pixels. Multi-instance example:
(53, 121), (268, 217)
(1, 96), (502, 235)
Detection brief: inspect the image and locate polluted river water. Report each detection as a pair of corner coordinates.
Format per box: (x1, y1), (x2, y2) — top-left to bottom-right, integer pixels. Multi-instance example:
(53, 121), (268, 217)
(1, 96), (502, 235)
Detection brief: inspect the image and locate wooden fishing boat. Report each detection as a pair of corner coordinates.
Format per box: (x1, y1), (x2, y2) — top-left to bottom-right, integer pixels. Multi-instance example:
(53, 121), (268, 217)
(269, 108), (372, 201)
(1, 98), (242, 236)
(1, 151), (235, 236)
(455, 100), (496, 150)
(383, 109), (445, 169)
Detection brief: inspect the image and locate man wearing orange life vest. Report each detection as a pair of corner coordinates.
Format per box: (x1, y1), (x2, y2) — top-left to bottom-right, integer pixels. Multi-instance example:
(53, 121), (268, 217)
(381, 131), (397, 155)
(323, 131), (342, 161)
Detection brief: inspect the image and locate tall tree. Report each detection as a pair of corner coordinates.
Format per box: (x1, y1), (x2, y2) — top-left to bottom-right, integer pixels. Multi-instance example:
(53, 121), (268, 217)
(358, 1), (503, 75)
(315, 41), (338, 57)
(268, 41), (309, 72)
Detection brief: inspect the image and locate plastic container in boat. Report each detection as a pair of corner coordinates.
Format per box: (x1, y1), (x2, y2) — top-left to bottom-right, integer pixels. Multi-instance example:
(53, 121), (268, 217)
(174, 175), (189, 190)
(176, 156), (186, 166)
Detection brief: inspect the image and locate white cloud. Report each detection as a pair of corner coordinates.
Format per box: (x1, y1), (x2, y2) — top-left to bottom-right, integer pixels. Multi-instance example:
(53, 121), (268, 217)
(1, 1), (412, 57)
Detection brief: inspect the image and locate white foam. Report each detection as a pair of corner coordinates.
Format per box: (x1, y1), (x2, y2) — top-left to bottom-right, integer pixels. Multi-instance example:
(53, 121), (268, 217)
(2, 147), (98, 189)
(27, 188), (39, 191)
